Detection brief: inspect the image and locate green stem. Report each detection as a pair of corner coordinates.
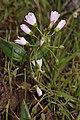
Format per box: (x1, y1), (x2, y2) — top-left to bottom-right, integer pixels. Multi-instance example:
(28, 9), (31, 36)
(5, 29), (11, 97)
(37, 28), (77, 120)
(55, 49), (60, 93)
(6, 99), (10, 120)
(36, 27), (43, 36)
(24, 68), (26, 101)
(43, 46), (58, 61)
(8, 62), (12, 95)
(8, 47), (14, 95)
(30, 50), (34, 72)
(50, 31), (55, 37)
(33, 34), (39, 40)
(46, 45), (59, 49)
(29, 44), (39, 47)
(10, 47), (14, 71)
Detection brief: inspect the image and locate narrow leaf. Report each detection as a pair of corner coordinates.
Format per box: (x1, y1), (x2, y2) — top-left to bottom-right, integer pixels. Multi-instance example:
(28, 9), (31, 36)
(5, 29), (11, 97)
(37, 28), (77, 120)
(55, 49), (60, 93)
(21, 99), (31, 120)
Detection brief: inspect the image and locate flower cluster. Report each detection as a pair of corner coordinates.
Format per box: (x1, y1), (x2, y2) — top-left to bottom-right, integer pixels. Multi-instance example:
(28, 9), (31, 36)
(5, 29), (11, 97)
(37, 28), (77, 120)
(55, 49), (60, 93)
(15, 11), (66, 46)
(14, 11), (66, 97)
(32, 59), (42, 70)
(49, 11), (66, 30)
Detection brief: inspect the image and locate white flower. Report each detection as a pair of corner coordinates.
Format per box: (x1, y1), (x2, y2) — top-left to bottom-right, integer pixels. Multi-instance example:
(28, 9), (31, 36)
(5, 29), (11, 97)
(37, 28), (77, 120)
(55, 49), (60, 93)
(55, 20), (66, 31)
(36, 87), (42, 96)
(25, 12), (37, 26)
(73, 12), (78, 18)
(32, 60), (36, 66)
(15, 37), (27, 45)
(20, 24), (31, 34)
(50, 11), (60, 22)
(40, 40), (44, 46)
(37, 59), (42, 69)
(32, 59), (42, 69)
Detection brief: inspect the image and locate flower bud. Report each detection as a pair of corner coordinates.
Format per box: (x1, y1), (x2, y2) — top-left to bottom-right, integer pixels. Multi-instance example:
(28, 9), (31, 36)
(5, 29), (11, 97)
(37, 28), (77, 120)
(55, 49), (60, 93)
(20, 24), (32, 35)
(37, 59), (42, 69)
(40, 40), (44, 46)
(60, 45), (65, 49)
(32, 60), (36, 66)
(32, 59), (42, 70)
(73, 12), (78, 18)
(32, 59), (42, 69)
(55, 20), (66, 31)
(36, 87), (42, 96)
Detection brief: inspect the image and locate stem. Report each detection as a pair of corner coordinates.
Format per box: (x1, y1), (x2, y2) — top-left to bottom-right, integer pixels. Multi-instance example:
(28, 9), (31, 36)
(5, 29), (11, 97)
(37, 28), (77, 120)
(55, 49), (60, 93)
(30, 50), (34, 72)
(33, 34), (39, 40)
(8, 62), (12, 95)
(10, 47), (14, 71)
(36, 27), (43, 36)
(43, 46), (58, 61)
(50, 31), (55, 37)
(46, 45), (59, 49)
(6, 99), (10, 120)
(24, 68), (26, 101)
(29, 44), (39, 47)
(8, 47), (14, 95)
(46, 31), (50, 35)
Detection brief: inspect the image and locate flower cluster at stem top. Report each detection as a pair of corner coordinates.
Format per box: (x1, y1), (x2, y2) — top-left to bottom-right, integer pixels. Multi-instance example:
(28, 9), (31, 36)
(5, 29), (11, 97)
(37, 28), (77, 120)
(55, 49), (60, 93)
(15, 11), (66, 46)
(14, 10), (66, 71)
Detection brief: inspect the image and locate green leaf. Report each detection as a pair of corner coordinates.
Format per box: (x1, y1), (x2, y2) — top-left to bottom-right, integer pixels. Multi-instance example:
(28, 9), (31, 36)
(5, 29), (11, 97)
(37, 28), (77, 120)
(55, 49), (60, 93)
(0, 38), (27, 62)
(21, 99), (31, 120)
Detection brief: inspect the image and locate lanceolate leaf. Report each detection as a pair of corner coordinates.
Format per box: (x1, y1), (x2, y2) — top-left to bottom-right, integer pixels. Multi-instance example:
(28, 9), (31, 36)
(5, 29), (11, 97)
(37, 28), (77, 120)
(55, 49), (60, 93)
(21, 99), (31, 120)
(0, 38), (27, 62)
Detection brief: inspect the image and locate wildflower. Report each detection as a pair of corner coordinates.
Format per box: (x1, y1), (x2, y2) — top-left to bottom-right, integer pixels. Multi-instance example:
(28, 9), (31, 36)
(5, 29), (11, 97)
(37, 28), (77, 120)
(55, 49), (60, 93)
(37, 59), (42, 69)
(32, 60), (36, 66)
(15, 36), (30, 46)
(40, 40), (44, 46)
(25, 12), (37, 26)
(32, 59), (42, 69)
(36, 87), (42, 96)
(20, 24), (32, 35)
(49, 11), (60, 29)
(55, 20), (66, 31)
(59, 45), (65, 49)
(73, 12), (78, 18)
(50, 11), (60, 23)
